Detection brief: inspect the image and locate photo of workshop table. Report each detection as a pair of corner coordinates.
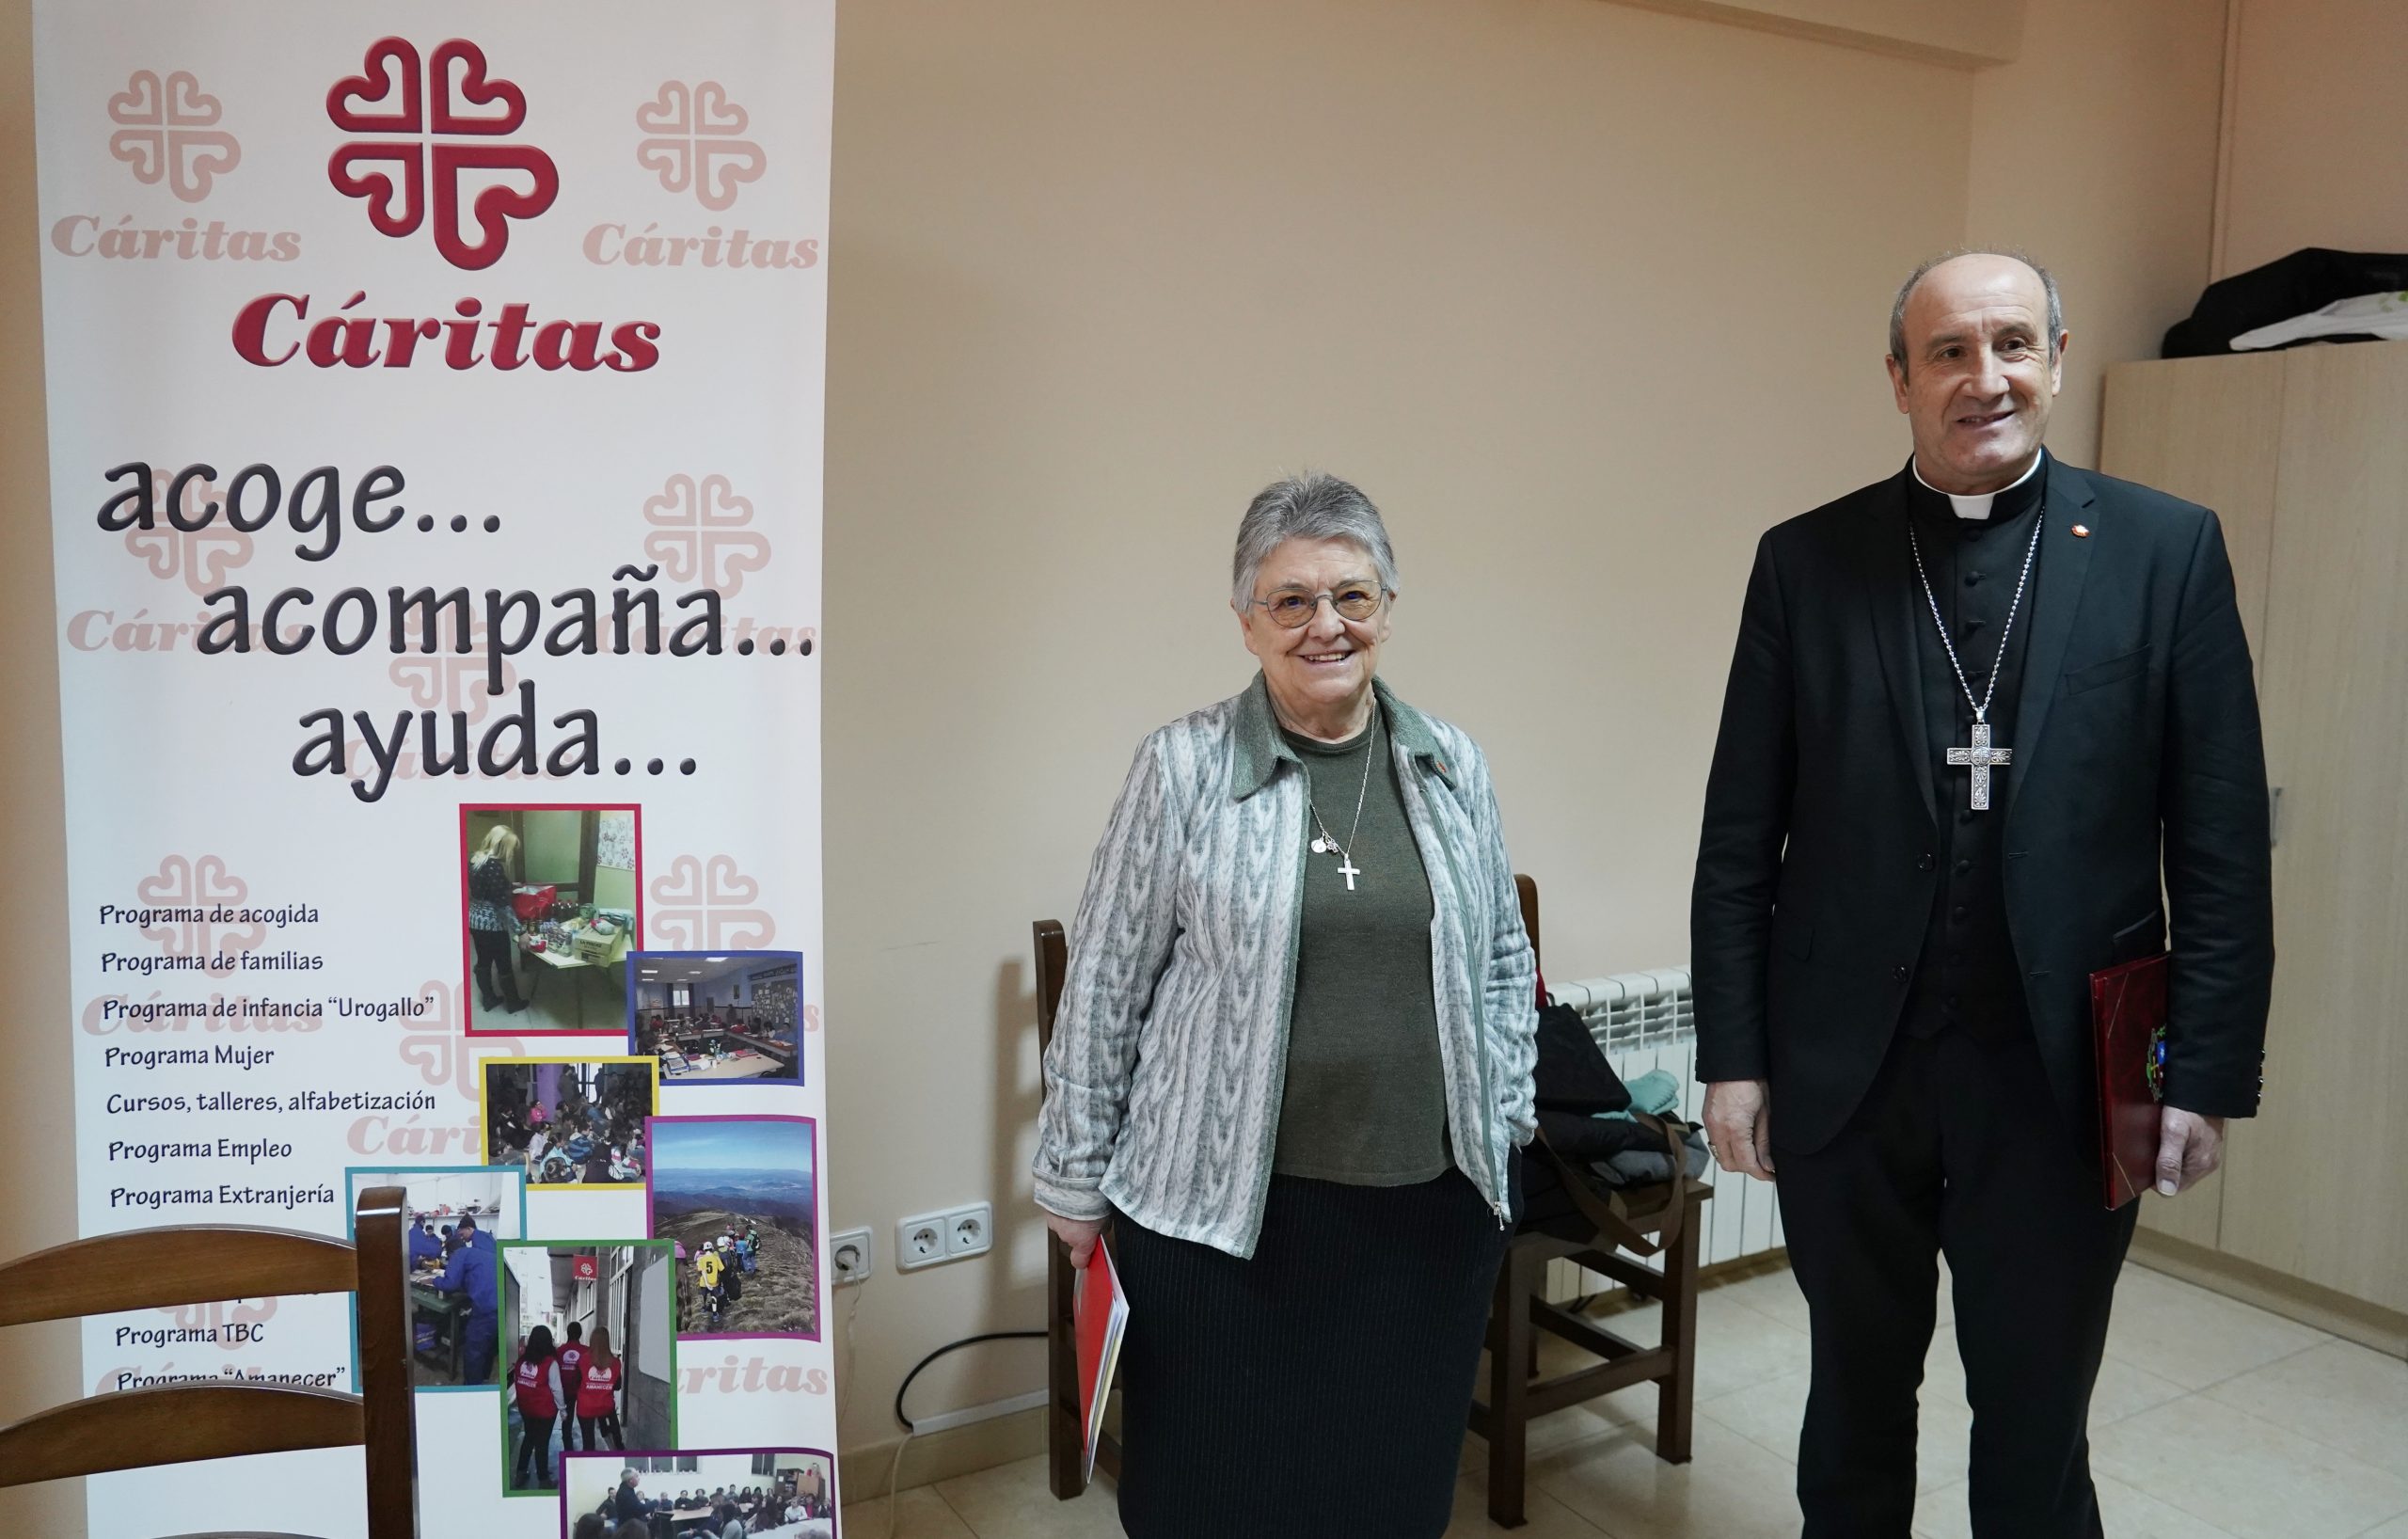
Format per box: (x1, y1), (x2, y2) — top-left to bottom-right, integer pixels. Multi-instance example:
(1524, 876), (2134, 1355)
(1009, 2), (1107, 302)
(659, 1025), (799, 1081)
(516, 922), (633, 1030)
(407, 1272), (470, 1385)
(667, 1499), (757, 1532)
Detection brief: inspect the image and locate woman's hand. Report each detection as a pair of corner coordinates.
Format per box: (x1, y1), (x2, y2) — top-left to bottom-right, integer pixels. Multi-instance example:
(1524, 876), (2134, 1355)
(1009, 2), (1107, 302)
(1043, 1210), (1104, 1268)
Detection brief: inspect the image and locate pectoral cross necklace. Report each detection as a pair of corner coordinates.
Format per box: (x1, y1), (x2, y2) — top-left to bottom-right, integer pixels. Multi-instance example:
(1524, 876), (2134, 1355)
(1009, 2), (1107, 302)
(1304, 710), (1379, 892)
(1909, 510), (2043, 812)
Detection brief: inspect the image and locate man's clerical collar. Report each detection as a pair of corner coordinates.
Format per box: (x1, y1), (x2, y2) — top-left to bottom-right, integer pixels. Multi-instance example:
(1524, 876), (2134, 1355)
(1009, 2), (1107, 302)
(1911, 451), (2045, 521)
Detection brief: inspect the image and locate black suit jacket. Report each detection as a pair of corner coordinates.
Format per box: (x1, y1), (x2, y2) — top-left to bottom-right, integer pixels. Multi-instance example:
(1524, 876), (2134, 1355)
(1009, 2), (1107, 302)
(1690, 456), (2273, 1156)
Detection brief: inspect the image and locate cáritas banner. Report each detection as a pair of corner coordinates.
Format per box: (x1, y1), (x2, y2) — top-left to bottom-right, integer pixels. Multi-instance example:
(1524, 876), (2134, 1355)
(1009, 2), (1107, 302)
(32, 3), (840, 1531)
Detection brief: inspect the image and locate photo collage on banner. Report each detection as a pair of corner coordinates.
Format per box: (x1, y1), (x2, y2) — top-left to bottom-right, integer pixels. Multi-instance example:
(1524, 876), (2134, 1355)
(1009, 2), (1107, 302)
(30, 3), (837, 1533)
(562, 1450), (837, 1538)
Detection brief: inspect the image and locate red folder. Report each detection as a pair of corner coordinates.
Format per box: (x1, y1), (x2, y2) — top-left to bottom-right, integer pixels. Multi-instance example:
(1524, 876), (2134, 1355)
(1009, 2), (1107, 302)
(2091, 952), (2170, 1210)
(1073, 1241), (1130, 1483)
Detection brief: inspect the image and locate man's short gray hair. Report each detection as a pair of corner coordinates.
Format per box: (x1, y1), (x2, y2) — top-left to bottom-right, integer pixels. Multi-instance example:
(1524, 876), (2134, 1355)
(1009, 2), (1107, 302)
(1229, 472), (1399, 609)
(1888, 248), (2064, 373)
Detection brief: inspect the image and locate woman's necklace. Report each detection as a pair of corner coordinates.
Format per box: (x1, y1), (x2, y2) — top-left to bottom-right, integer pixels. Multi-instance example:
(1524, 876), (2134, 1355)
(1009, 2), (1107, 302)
(1303, 708), (1378, 893)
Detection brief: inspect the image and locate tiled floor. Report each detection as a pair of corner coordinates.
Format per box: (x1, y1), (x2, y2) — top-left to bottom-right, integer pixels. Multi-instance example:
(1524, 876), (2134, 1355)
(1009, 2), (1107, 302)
(841, 1261), (2408, 1538)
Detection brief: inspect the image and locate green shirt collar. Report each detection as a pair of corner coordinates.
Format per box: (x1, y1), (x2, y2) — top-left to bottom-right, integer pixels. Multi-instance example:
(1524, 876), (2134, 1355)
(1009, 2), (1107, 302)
(1230, 673), (1453, 799)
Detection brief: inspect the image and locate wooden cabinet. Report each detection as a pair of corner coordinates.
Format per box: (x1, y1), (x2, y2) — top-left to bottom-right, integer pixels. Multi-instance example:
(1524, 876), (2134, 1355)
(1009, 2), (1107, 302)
(2100, 341), (2408, 1340)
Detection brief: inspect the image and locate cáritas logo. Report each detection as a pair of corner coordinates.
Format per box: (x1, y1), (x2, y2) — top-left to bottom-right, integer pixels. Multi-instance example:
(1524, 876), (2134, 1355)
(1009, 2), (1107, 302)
(637, 82), (765, 212)
(325, 37), (559, 272)
(108, 69), (241, 202)
(228, 36), (664, 371)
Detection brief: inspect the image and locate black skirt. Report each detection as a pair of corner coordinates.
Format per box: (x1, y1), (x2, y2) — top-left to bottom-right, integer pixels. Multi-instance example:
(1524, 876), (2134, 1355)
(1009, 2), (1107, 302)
(1111, 1162), (1514, 1539)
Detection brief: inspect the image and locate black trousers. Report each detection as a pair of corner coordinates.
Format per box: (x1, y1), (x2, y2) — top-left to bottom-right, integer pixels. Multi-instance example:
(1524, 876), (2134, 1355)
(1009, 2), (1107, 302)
(471, 926), (522, 1006)
(512, 1409), (556, 1487)
(1775, 1025), (2138, 1539)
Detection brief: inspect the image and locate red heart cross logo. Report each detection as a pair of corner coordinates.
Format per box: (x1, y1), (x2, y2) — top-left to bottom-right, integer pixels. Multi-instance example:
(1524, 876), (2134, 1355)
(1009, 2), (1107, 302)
(171, 132), (241, 201)
(636, 137), (693, 194)
(432, 143), (559, 270)
(327, 37), (422, 134)
(691, 82), (748, 135)
(693, 140), (767, 212)
(636, 80), (691, 135)
(702, 854), (760, 906)
(431, 39), (528, 135)
(163, 71), (223, 126)
(328, 143), (426, 236)
(107, 70), (164, 125)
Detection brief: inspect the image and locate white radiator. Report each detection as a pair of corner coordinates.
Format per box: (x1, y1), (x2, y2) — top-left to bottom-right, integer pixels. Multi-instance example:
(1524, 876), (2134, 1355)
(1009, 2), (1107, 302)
(1543, 968), (1784, 1302)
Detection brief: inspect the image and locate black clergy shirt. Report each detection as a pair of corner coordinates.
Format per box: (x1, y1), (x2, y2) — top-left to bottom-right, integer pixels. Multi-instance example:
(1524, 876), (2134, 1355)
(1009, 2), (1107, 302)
(1901, 453), (2047, 1044)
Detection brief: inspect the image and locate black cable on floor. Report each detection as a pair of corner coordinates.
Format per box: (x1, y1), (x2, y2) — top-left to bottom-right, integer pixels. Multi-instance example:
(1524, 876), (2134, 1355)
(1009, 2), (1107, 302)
(892, 1329), (1046, 1433)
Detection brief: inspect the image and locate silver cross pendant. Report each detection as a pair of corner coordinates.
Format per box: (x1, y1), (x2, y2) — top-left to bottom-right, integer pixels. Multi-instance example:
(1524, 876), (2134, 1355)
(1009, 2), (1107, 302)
(1946, 720), (2013, 811)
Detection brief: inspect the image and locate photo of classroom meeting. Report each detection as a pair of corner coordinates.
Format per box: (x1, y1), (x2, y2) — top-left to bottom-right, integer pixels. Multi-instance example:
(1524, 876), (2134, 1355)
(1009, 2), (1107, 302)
(629, 952), (804, 1086)
(346, 1166), (523, 1389)
(484, 1058), (659, 1189)
(647, 1117), (819, 1340)
(562, 1449), (835, 1538)
(498, 1241), (675, 1499)
(463, 804), (640, 1034)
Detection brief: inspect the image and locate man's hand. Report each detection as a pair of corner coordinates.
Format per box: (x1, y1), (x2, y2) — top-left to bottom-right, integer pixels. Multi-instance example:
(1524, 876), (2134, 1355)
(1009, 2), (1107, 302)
(1703, 1078), (1777, 1182)
(1043, 1209), (1104, 1268)
(2154, 1108), (2226, 1198)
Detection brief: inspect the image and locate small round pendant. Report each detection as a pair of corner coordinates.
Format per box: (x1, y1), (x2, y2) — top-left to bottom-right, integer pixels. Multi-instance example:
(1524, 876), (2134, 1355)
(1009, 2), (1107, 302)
(1310, 836), (1330, 855)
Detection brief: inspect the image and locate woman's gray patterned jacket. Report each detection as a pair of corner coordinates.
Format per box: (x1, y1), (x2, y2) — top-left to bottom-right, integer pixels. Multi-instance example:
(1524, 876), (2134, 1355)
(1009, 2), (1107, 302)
(1032, 674), (1539, 1259)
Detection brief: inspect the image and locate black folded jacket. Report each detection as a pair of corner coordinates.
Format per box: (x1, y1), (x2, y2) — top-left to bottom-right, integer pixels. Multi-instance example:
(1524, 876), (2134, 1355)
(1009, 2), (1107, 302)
(1532, 1003), (1631, 1114)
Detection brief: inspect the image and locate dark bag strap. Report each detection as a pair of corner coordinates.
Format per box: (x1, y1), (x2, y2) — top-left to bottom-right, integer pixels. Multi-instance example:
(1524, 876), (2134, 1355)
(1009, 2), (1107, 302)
(1530, 1110), (1693, 1258)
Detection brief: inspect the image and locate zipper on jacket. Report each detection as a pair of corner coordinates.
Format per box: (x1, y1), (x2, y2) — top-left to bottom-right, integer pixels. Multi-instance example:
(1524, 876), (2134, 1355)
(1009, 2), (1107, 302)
(1418, 756), (1510, 1230)
(1244, 774), (1311, 1258)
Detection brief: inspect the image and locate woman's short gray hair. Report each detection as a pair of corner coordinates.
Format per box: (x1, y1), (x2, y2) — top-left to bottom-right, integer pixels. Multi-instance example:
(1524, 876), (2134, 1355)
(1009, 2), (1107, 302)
(1229, 472), (1399, 609)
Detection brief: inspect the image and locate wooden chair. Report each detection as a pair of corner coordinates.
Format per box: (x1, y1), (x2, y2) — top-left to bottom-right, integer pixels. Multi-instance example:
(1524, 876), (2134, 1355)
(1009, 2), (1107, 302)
(1033, 915), (1120, 1499)
(1471, 875), (1708, 1527)
(1033, 876), (1709, 1525)
(0, 1184), (419, 1538)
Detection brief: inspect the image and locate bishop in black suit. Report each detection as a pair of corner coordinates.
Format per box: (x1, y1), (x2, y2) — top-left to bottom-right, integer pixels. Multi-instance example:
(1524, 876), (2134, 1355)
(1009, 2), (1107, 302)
(1690, 252), (2273, 1538)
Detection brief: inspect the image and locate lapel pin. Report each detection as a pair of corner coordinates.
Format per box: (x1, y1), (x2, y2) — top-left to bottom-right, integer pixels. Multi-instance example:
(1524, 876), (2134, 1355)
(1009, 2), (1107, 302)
(2071, 524), (2091, 538)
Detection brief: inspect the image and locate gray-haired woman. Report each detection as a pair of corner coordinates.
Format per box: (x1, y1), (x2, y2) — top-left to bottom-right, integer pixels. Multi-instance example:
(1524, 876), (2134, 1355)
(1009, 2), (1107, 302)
(1032, 472), (1538, 1537)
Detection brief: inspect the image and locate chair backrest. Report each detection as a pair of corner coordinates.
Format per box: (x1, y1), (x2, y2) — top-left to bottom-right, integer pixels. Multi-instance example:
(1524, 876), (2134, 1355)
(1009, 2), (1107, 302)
(0, 1185), (418, 1538)
(1516, 872), (1542, 971)
(1033, 917), (1069, 1055)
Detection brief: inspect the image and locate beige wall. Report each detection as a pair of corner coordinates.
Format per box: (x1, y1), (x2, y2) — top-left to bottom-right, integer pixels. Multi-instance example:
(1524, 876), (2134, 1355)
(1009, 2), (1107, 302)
(2221, 0), (2408, 277)
(1619, 0), (2026, 63)
(1966, 0), (2226, 467)
(0, 0), (2236, 1519)
(817, 0), (2210, 1459)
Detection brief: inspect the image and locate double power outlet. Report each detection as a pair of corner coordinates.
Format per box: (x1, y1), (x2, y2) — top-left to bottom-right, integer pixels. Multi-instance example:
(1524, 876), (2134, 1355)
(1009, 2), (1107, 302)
(825, 1201), (993, 1285)
(895, 1201), (992, 1272)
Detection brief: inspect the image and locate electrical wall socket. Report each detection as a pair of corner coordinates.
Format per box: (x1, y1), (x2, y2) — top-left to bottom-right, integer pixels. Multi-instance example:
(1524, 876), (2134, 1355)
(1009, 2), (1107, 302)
(943, 1201), (991, 1259)
(895, 1212), (949, 1272)
(895, 1202), (994, 1271)
(829, 1227), (873, 1286)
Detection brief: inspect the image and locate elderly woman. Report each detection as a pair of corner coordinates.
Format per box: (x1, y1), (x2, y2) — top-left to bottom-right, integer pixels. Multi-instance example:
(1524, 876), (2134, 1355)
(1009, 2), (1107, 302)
(1032, 472), (1537, 1537)
(466, 823), (528, 1016)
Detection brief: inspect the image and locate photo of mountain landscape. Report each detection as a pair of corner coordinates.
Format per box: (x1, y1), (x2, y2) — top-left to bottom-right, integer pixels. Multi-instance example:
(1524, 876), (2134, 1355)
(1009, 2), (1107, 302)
(645, 1115), (820, 1341)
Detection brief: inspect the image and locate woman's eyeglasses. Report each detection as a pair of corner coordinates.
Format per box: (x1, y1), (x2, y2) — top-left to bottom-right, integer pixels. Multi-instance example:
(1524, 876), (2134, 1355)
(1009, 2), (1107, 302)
(1249, 582), (1387, 628)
